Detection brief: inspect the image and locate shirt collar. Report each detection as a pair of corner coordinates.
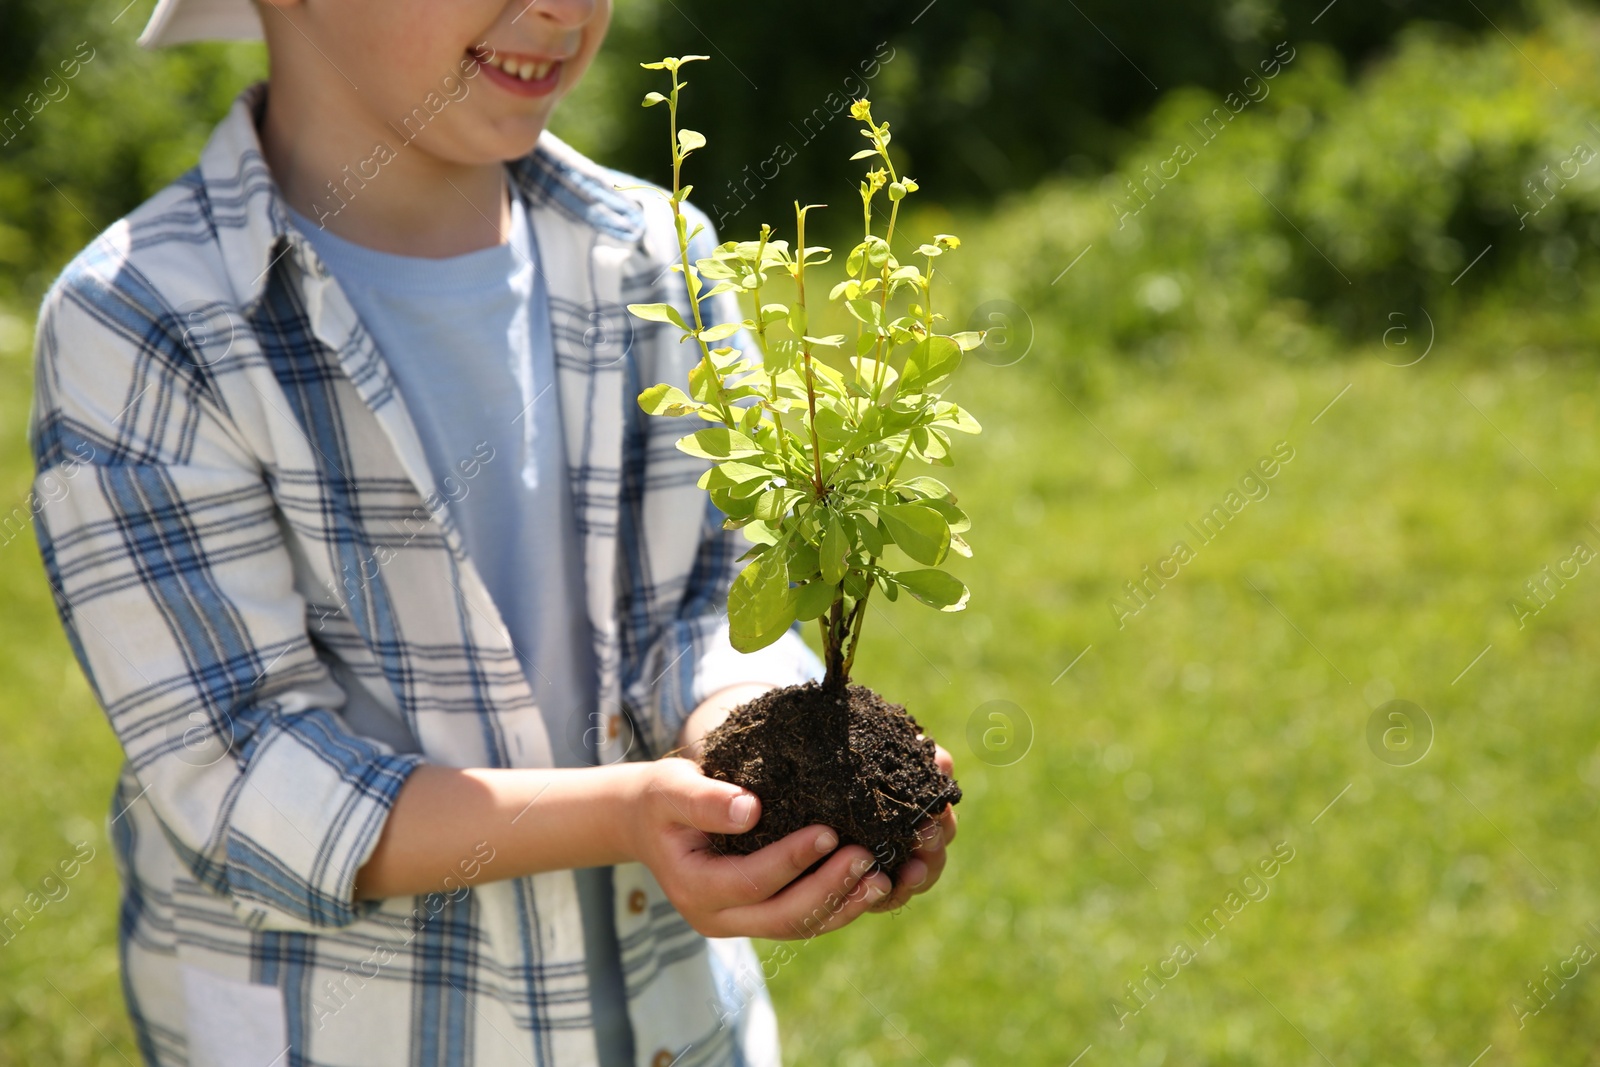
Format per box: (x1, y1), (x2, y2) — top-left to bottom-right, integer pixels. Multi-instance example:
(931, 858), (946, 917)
(197, 79), (646, 312)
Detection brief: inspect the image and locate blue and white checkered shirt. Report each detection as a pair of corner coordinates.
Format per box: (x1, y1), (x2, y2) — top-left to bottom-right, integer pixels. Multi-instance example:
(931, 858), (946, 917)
(26, 79), (823, 1067)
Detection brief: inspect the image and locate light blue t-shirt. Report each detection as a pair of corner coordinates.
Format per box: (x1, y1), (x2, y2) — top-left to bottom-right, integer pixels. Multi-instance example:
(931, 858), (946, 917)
(287, 174), (634, 1066)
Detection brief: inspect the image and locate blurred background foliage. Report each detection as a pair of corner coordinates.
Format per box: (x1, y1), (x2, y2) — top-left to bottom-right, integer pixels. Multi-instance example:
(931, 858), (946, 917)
(0, 0), (1590, 344)
(6, 0), (1600, 1064)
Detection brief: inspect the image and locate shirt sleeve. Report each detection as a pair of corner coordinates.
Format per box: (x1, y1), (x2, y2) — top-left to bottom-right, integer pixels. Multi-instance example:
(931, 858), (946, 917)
(618, 203), (827, 757)
(27, 260), (423, 933)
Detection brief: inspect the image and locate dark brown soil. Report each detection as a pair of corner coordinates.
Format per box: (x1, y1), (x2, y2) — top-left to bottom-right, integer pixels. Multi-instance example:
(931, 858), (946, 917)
(697, 680), (961, 877)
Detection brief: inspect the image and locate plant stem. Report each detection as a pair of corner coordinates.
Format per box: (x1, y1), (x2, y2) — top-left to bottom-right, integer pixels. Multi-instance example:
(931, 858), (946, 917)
(882, 428), (917, 487)
(840, 582), (872, 681)
(821, 596), (845, 690)
(868, 140), (901, 403)
(748, 225), (799, 485)
(666, 74), (735, 428)
(794, 203), (828, 504)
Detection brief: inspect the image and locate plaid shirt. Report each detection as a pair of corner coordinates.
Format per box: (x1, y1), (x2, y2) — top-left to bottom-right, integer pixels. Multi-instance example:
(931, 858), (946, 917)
(27, 80), (823, 1067)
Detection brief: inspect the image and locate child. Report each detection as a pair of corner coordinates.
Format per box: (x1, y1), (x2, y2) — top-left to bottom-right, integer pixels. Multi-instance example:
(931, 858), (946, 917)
(25, 0), (958, 1064)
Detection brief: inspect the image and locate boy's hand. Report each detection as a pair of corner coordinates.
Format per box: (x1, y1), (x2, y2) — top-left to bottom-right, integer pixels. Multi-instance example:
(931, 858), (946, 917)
(626, 757), (894, 940)
(866, 743), (959, 913)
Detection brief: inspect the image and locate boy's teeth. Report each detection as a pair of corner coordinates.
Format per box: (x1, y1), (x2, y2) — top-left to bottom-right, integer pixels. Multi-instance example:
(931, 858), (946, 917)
(488, 55), (554, 81)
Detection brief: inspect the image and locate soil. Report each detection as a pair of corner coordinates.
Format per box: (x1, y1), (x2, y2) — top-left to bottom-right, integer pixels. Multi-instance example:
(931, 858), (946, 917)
(697, 680), (962, 877)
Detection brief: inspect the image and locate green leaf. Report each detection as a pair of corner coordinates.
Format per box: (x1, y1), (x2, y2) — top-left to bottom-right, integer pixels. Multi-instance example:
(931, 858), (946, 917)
(794, 579), (837, 621)
(787, 540), (819, 581)
(787, 304), (808, 338)
(676, 428), (763, 460)
(739, 402), (763, 437)
(846, 298), (884, 326)
(742, 519), (780, 546)
(851, 512), (885, 555)
(729, 556), (796, 655)
(893, 568), (969, 611)
(813, 404), (852, 447)
(880, 503), (950, 566)
(864, 236), (891, 271)
(710, 485), (756, 522)
(687, 358), (721, 402)
(820, 513), (849, 585)
(642, 91), (668, 107)
(900, 335), (962, 393)
(898, 476), (953, 501)
(728, 552), (798, 653)
(677, 129), (707, 154)
(764, 338), (800, 376)
(803, 334), (847, 348)
(638, 383), (696, 417)
(703, 461), (772, 498)
(844, 569), (871, 598)
(841, 402), (885, 455)
(628, 302), (689, 331)
(849, 356), (897, 392)
(753, 486), (800, 522)
(698, 321), (742, 342)
(810, 359), (850, 396)
(933, 403), (983, 435)
(850, 148), (879, 160)
(920, 497), (971, 533)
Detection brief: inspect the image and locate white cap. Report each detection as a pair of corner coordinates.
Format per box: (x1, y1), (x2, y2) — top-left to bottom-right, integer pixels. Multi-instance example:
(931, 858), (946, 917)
(138, 0), (264, 48)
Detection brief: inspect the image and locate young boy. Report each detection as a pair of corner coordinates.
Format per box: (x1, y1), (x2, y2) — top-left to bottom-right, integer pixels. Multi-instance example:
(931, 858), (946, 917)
(25, 0), (958, 1064)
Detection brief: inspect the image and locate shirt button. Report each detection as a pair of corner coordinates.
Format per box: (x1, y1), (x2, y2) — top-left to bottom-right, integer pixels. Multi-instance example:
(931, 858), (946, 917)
(652, 1050), (676, 1067)
(627, 889), (648, 915)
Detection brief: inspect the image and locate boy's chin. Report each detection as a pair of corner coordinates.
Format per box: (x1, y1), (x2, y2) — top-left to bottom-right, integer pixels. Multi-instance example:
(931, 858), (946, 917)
(473, 118), (553, 162)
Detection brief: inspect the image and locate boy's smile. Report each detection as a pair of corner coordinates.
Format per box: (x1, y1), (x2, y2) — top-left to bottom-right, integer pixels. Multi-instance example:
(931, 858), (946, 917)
(470, 46), (569, 99)
(257, 0), (612, 256)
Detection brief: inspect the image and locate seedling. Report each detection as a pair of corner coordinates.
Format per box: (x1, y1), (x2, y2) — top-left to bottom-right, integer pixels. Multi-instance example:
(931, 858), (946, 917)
(625, 55), (976, 873)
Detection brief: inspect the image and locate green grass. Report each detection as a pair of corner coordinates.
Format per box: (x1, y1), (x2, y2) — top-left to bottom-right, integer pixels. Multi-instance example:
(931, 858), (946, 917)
(756, 338), (1600, 1066)
(5, 279), (1600, 1064)
(0, 304), (131, 1067)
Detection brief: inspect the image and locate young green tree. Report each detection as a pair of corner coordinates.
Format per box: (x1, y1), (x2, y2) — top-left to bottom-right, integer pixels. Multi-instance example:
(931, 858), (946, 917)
(626, 56), (983, 690)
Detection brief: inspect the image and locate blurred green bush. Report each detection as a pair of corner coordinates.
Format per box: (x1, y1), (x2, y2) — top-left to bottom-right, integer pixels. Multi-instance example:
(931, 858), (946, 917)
(2, 0), (1596, 356)
(0, 0), (263, 304)
(576, 0), (1544, 222)
(930, 7), (1600, 379)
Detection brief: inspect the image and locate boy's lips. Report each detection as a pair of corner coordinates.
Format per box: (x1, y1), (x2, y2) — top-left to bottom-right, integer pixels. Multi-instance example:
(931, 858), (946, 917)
(469, 46), (565, 98)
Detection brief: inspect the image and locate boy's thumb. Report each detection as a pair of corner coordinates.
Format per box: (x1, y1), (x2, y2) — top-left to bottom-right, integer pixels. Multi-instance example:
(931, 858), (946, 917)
(685, 777), (760, 835)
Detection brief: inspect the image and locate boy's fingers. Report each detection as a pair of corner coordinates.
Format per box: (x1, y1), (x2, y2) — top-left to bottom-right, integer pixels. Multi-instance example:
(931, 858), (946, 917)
(720, 846), (891, 940)
(650, 759), (761, 836)
(909, 804), (957, 854)
(867, 811), (956, 913)
(700, 824), (845, 905)
(871, 855), (932, 912)
(939, 804), (958, 845)
(933, 743), (954, 776)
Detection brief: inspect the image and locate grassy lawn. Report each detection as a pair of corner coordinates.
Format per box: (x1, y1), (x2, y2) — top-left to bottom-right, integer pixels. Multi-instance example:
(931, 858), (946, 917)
(760, 335), (1600, 1066)
(3, 288), (1599, 1064)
